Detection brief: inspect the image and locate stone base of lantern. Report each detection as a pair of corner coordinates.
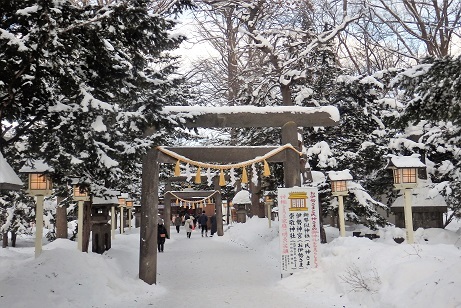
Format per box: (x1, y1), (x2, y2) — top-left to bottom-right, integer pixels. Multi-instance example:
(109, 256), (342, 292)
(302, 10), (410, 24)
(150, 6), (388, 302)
(134, 212), (141, 228)
(236, 204), (247, 223)
(92, 223), (111, 254)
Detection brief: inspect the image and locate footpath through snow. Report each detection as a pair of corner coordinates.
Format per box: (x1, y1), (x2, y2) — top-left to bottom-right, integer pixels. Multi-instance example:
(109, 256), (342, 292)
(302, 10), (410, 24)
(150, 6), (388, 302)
(154, 226), (312, 307)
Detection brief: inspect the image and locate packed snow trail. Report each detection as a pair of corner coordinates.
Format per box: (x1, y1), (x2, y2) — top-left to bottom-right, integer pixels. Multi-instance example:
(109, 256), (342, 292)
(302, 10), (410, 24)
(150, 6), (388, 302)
(153, 226), (311, 307)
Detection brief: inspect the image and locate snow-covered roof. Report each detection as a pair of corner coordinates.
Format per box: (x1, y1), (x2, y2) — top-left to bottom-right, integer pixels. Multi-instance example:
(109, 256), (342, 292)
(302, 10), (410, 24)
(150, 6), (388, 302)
(92, 189), (121, 205)
(19, 160), (54, 173)
(93, 195), (120, 205)
(387, 154), (426, 168)
(232, 190), (251, 204)
(328, 170), (353, 181)
(119, 192), (129, 199)
(391, 180), (446, 208)
(0, 152), (23, 190)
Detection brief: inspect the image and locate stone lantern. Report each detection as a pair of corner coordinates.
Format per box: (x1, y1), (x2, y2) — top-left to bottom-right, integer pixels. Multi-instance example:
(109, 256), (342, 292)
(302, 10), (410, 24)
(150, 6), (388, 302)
(264, 192), (276, 228)
(387, 154), (426, 244)
(92, 194), (117, 254)
(125, 198), (134, 231)
(328, 170), (353, 237)
(71, 180), (90, 252)
(232, 190), (251, 223)
(19, 160), (54, 258)
(118, 193), (128, 234)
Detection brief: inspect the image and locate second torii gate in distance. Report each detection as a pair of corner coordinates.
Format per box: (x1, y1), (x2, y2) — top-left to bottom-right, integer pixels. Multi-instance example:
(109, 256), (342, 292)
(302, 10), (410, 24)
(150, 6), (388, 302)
(139, 106), (339, 285)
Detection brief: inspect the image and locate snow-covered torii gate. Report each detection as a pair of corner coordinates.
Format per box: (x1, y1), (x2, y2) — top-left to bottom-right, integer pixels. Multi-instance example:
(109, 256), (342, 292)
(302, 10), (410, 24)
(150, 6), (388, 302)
(139, 106), (339, 285)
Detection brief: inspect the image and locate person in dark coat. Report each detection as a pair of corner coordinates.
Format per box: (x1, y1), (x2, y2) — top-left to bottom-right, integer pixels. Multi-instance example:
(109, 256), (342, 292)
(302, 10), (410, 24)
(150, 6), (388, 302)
(174, 215), (182, 233)
(198, 211), (208, 237)
(210, 213), (217, 237)
(157, 221), (169, 252)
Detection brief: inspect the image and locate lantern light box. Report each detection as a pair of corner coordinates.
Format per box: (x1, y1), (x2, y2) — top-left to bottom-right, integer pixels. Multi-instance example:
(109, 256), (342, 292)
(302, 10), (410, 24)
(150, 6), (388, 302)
(387, 154), (426, 190)
(19, 160), (54, 196)
(328, 170), (353, 196)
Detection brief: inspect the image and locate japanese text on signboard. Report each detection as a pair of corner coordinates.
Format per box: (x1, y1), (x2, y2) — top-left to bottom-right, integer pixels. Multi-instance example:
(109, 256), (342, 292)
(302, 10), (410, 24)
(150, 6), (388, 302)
(278, 187), (320, 275)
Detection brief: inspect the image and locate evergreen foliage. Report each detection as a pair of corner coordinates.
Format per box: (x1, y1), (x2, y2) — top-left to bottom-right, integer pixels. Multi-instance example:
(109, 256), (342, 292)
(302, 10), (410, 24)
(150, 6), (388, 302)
(391, 56), (461, 226)
(0, 0), (192, 236)
(0, 0), (191, 192)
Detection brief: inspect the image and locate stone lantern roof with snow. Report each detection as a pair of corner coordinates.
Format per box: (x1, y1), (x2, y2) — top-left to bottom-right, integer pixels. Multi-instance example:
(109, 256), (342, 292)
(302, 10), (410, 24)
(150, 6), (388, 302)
(232, 190), (251, 205)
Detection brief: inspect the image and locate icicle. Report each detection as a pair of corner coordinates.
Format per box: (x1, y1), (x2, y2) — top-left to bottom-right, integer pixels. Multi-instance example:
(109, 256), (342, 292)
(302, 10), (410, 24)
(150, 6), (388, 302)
(195, 166), (202, 184)
(174, 160), (181, 176)
(219, 169), (226, 186)
(241, 167), (248, 184)
(263, 160), (270, 177)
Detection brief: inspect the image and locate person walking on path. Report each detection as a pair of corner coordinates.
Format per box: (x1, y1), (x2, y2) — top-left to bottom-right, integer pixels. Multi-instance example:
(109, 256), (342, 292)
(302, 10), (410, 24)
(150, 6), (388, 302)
(157, 221), (169, 252)
(184, 216), (194, 238)
(210, 213), (217, 237)
(174, 215), (182, 233)
(198, 211), (208, 237)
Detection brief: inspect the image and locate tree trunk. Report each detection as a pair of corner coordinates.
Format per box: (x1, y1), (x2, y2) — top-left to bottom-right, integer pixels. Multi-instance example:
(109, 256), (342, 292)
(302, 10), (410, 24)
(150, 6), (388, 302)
(249, 178), (261, 217)
(56, 195), (68, 239)
(139, 144), (159, 285)
(11, 230), (17, 247)
(82, 201), (92, 253)
(319, 204), (327, 243)
(2, 231), (7, 248)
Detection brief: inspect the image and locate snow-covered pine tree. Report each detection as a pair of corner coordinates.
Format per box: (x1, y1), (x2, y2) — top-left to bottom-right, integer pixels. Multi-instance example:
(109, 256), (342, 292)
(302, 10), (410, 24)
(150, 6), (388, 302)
(0, 0), (192, 193)
(0, 192), (33, 247)
(303, 69), (403, 229)
(391, 56), (461, 227)
(0, 0), (193, 239)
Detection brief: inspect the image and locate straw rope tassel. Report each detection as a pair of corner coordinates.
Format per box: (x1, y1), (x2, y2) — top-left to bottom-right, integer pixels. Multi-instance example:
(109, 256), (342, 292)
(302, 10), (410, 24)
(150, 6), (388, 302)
(174, 160), (181, 176)
(219, 169), (226, 186)
(241, 167), (248, 184)
(195, 166), (202, 184)
(263, 160), (271, 177)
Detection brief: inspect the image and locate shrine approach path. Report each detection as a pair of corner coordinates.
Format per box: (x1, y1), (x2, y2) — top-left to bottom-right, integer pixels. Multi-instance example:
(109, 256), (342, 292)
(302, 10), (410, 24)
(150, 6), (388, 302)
(152, 225), (312, 308)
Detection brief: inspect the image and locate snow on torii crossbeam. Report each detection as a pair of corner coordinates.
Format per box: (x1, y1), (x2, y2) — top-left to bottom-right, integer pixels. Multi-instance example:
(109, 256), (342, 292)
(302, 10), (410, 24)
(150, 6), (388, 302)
(139, 105), (340, 285)
(162, 105), (339, 128)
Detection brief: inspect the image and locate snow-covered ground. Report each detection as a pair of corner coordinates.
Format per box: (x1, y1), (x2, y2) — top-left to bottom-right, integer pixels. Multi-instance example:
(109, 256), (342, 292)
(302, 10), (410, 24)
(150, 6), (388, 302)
(1, 218), (461, 308)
